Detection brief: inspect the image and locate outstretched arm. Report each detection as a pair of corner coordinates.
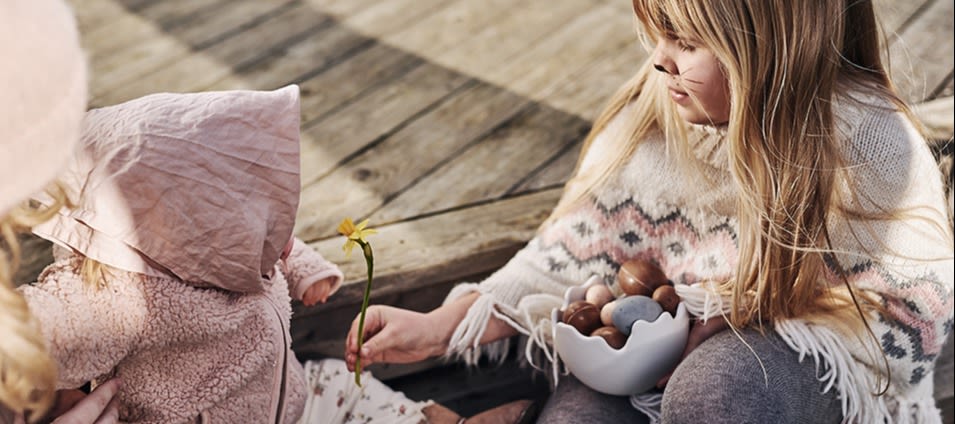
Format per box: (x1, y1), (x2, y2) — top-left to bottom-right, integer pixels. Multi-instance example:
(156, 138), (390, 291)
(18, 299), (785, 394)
(280, 237), (344, 305)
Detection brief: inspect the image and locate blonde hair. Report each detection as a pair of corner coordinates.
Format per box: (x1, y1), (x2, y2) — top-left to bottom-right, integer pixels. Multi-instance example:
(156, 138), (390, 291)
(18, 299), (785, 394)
(552, 0), (918, 386)
(0, 185), (69, 421)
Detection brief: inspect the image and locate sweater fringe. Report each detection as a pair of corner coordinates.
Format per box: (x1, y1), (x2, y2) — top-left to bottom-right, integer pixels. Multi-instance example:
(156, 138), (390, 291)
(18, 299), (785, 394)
(444, 283), (565, 385)
(629, 392), (663, 424)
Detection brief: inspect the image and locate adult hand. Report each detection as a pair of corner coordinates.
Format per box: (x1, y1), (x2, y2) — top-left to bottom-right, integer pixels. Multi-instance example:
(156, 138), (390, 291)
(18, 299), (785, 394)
(656, 315), (730, 388)
(344, 305), (448, 370)
(47, 378), (122, 424)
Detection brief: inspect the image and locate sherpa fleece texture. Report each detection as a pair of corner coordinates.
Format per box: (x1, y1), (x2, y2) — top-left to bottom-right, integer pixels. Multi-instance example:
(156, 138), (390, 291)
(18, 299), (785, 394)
(19, 238), (343, 424)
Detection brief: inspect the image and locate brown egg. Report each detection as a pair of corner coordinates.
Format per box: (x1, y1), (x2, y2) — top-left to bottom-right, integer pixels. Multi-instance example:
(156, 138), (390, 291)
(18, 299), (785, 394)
(652, 285), (681, 316)
(585, 284), (615, 309)
(590, 326), (627, 349)
(562, 300), (602, 336)
(600, 299), (617, 326)
(617, 259), (668, 296)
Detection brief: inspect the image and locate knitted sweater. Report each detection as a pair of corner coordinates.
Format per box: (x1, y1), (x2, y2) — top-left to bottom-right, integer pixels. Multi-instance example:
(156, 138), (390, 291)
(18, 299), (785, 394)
(445, 92), (954, 423)
(18, 238), (343, 424)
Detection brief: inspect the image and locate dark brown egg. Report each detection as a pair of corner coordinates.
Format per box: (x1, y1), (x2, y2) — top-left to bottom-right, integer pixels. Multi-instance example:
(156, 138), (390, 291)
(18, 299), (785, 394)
(652, 285), (681, 316)
(590, 326), (627, 349)
(617, 259), (668, 296)
(562, 300), (601, 336)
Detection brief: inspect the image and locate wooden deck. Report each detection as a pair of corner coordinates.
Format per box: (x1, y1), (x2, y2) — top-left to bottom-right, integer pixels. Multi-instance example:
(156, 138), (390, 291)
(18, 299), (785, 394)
(27, 0), (955, 420)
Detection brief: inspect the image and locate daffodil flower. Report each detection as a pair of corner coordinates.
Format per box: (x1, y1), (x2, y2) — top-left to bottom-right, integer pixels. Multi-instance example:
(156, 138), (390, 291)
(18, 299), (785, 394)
(337, 217), (377, 386)
(338, 218), (377, 258)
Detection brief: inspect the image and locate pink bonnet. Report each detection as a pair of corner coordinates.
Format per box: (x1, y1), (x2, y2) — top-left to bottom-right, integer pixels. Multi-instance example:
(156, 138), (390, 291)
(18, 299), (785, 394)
(32, 86), (302, 293)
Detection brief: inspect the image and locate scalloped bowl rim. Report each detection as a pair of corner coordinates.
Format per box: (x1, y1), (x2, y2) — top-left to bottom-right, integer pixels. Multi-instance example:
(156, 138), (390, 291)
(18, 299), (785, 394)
(552, 275), (690, 395)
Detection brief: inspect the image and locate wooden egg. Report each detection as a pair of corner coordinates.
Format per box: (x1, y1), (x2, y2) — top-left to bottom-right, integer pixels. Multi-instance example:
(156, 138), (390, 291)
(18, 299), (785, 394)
(600, 299), (617, 326)
(652, 285), (681, 316)
(585, 284), (615, 309)
(562, 300), (602, 336)
(617, 259), (668, 296)
(611, 295), (663, 335)
(590, 326), (627, 349)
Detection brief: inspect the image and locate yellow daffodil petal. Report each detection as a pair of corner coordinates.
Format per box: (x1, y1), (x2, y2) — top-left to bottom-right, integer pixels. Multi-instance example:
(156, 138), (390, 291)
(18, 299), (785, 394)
(342, 239), (357, 258)
(355, 219), (370, 232)
(337, 218), (356, 237)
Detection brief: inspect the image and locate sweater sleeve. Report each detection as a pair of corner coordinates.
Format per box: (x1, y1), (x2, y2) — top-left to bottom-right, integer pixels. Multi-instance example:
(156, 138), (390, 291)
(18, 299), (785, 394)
(279, 237), (344, 302)
(17, 260), (147, 389)
(830, 106), (954, 393)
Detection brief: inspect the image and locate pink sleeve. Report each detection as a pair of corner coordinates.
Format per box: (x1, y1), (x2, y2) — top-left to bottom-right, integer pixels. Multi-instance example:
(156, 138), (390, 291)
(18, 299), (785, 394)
(280, 238), (344, 301)
(17, 261), (145, 389)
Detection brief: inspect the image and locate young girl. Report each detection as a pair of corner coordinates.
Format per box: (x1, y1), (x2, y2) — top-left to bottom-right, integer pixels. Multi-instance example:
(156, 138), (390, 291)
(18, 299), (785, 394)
(2, 0), (123, 422)
(345, 1), (954, 423)
(18, 85), (344, 423)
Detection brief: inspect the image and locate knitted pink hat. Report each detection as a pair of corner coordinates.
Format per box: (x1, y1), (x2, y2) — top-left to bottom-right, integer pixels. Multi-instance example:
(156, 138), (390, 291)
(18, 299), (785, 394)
(0, 0), (87, 215)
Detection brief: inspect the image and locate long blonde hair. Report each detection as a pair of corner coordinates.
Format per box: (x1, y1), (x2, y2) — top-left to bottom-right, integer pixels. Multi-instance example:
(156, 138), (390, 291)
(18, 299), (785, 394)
(555, 0), (913, 331)
(0, 185), (70, 420)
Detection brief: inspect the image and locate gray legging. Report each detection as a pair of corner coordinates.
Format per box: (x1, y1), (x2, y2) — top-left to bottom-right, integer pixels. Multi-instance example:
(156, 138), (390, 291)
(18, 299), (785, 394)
(536, 329), (843, 423)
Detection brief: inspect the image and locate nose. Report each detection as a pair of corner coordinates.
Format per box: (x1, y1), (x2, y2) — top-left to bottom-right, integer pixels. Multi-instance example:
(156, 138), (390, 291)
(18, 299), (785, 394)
(652, 42), (677, 75)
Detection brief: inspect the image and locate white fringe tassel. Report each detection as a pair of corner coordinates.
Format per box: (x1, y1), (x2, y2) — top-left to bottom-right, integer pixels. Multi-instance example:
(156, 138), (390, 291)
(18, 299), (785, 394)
(630, 392), (663, 424)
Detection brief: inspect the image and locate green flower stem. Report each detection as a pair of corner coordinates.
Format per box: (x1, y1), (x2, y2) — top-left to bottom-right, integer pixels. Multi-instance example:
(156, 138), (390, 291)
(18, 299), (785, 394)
(354, 240), (374, 386)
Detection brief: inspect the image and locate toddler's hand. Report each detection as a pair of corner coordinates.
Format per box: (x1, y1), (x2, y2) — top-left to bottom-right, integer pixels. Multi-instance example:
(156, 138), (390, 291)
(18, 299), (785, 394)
(302, 277), (336, 306)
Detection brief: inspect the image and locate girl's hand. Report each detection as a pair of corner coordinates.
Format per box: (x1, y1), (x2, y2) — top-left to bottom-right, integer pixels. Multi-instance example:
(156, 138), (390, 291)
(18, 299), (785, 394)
(344, 305), (449, 370)
(656, 315), (730, 388)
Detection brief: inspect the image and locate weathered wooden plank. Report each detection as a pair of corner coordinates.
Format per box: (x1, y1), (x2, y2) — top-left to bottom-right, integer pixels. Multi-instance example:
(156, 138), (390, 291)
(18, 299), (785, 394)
(94, 1), (324, 106)
(546, 47), (641, 122)
(383, 0), (514, 67)
(300, 0), (380, 21)
(873, 0), (931, 38)
(67, 0), (129, 35)
(887, 0), (955, 103)
(300, 188), (561, 310)
(369, 104), (589, 225)
(436, 0), (589, 75)
(343, 0), (449, 38)
(485, 3), (635, 111)
(294, 82), (531, 240)
(90, 0), (296, 103)
(299, 61), (470, 186)
(512, 140), (583, 193)
(206, 19), (372, 91)
(297, 45), (422, 126)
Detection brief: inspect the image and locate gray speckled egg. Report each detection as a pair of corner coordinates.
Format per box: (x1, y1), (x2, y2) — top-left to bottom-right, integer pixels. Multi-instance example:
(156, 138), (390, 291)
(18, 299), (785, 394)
(611, 295), (663, 335)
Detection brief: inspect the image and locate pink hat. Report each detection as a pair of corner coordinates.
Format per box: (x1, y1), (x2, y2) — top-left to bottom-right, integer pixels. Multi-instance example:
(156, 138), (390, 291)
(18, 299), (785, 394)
(32, 86), (302, 293)
(0, 0), (87, 215)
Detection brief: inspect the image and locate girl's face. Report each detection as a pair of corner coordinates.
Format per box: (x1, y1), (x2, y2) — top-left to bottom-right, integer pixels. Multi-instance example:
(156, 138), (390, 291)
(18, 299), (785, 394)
(652, 35), (731, 125)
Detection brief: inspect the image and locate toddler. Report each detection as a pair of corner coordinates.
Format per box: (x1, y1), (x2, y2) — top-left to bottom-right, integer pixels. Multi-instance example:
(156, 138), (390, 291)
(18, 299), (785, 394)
(19, 85), (341, 423)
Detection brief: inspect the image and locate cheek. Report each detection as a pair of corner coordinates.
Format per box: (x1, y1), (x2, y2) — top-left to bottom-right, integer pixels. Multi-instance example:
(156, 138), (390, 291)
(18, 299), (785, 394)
(687, 65), (731, 121)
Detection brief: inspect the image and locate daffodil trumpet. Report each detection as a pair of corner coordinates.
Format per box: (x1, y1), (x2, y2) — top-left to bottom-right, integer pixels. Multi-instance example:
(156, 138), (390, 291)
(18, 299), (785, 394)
(337, 218), (377, 386)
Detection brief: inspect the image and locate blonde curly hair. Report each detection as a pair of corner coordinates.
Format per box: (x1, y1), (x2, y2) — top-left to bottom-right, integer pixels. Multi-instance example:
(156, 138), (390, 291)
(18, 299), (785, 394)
(0, 184), (69, 421)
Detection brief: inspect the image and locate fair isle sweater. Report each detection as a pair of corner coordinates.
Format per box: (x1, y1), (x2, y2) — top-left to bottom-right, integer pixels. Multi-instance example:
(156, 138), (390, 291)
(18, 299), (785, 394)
(19, 238), (343, 424)
(445, 92), (954, 423)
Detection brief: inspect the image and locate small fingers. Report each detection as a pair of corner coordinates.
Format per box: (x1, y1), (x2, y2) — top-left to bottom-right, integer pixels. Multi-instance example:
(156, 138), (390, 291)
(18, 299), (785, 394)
(53, 379), (122, 424)
(93, 395), (121, 424)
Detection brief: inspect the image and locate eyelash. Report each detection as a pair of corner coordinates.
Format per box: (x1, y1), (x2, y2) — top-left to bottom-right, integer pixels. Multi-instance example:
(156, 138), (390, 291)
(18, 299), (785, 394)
(663, 33), (695, 52)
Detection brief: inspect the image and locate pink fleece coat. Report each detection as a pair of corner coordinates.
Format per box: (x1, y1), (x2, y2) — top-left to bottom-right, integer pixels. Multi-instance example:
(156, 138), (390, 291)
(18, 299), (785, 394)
(19, 238), (342, 424)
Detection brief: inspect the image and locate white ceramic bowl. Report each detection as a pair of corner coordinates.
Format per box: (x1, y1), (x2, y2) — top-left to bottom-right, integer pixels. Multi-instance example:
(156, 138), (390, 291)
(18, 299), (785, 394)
(552, 275), (690, 396)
